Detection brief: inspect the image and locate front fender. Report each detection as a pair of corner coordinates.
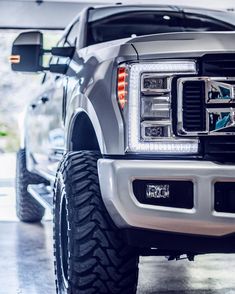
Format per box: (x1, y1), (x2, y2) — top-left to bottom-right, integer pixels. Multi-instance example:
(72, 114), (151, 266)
(65, 87), (125, 155)
(65, 93), (106, 154)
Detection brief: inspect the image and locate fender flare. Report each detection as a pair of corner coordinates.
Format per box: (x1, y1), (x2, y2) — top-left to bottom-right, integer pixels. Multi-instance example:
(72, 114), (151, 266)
(65, 93), (107, 154)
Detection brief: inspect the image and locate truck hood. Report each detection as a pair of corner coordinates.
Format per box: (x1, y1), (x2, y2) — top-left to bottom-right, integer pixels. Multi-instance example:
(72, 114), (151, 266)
(129, 32), (235, 59)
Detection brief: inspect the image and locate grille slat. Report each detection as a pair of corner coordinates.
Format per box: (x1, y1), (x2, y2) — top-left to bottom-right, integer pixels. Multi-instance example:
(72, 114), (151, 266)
(182, 80), (206, 132)
(204, 137), (235, 156)
(202, 54), (235, 76)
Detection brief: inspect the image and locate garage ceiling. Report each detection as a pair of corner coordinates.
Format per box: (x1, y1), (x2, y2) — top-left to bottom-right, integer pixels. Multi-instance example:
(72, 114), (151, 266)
(0, 0), (109, 29)
(0, 0), (235, 30)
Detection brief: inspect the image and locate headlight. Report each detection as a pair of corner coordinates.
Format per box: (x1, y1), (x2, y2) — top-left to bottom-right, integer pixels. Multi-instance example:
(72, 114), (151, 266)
(124, 61), (199, 154)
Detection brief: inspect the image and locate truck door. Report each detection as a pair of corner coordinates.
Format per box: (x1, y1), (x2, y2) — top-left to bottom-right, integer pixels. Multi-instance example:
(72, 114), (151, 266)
(25, 74), (65, 177)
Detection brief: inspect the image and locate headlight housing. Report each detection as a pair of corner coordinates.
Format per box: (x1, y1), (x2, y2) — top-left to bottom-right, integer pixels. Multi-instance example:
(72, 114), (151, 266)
(122, 61), (199, 154)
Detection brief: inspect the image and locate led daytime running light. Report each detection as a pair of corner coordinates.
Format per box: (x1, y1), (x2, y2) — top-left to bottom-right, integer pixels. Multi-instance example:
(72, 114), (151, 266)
(128, 62), (198, 154)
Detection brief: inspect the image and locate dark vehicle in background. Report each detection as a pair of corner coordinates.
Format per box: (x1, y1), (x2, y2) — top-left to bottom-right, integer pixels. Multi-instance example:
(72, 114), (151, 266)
(11, 4), (235, 293)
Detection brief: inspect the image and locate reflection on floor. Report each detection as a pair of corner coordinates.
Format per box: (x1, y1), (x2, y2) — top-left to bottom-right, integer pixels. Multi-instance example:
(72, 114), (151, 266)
(1, 153), (235, 294)
(0, 153), (17, 221)
(0, 222), (55, 294)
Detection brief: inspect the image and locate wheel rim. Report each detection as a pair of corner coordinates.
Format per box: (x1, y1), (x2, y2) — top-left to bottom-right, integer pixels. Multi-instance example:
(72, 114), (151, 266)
(60, 193), (69, 289)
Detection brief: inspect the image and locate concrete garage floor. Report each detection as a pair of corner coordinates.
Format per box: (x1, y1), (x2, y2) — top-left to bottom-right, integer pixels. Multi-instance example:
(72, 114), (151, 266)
(1, 154), (235, 294)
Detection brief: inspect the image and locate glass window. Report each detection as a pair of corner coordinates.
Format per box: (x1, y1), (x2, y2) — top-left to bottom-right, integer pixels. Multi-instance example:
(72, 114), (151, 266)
(182, 13), (234, 31)
(87, 9), (235, 46)
(66, 19), (80, 46)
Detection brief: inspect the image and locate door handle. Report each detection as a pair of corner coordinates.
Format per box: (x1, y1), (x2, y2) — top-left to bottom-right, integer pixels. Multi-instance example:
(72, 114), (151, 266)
(41, 96), (49, 104)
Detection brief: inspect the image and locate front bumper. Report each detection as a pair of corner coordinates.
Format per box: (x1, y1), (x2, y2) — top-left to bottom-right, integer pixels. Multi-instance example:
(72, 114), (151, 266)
(98, 159), (235, 237)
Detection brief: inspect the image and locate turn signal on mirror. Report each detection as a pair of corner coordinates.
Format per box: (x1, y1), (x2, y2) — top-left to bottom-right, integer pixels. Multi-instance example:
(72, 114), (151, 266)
(9, 55), (21, 64)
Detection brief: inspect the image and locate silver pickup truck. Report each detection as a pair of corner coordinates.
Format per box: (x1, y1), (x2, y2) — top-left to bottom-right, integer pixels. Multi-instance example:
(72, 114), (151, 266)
(10, 4), (235, 294)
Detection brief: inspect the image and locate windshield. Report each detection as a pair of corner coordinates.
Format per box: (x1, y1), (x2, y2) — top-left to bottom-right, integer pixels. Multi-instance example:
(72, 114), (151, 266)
(87, 8), (235, 46)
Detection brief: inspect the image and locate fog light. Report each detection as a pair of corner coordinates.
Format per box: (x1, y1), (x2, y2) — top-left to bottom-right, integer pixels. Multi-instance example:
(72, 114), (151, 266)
(146, 184), (170, 199)
(133, 180), (194, 209)
(215, 182), (235, 213)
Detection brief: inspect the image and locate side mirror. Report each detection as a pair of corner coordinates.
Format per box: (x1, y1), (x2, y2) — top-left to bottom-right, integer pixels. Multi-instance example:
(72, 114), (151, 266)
(10, 31), (43, 72)
(10, 31), (75, 74)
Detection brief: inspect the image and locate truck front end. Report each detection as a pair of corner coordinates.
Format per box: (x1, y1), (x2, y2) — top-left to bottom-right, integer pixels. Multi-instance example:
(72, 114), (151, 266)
(98, 32), (235, 254)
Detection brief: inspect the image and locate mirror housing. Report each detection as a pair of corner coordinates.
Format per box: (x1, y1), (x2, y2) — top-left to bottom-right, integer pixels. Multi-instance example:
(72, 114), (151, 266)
(51, 47), (75, 58)
(11, 31), (75, 74)
(11, 31), (43, 73)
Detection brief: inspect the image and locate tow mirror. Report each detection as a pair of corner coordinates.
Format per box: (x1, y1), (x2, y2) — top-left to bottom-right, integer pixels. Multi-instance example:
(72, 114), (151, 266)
(10, 31), (75, 74)
(10, 31), (43, 72)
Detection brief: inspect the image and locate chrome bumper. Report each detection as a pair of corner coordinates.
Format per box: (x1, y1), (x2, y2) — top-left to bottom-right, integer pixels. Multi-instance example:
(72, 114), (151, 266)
(98, 159), (235, 237)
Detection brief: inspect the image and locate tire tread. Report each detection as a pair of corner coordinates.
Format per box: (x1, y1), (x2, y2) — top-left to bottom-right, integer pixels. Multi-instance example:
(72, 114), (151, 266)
(16, 148), (46, 222)
(53, 151), (139, 294)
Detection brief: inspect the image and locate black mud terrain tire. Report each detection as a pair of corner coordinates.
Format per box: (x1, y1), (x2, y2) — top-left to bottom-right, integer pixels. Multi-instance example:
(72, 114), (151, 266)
(16, 148), (46, 222)
(54, 151), (139, 294)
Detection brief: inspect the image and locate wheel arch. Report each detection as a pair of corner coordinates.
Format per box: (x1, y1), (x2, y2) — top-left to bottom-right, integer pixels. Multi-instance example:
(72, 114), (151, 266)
(66, 109), (106, 154)
(65, 89), (125, 155)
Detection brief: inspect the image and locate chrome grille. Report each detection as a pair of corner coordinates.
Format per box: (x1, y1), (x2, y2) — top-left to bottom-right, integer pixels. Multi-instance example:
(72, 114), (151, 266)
(178, 77), (235, 136)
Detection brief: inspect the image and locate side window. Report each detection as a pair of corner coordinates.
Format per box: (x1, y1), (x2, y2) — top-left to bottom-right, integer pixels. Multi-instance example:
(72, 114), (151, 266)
(41, 31), (63, 83)
(47, 20), (80, 73)
(65, 19), (80, 46)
